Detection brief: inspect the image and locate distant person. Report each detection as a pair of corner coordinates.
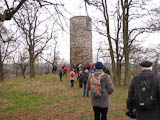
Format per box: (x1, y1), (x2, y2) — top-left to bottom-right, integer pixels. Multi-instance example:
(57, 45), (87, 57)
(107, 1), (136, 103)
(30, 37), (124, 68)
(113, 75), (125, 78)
(63, 66), (67, 76)
(87, 68), (96, 90)
(91, 63), (96, 73)
(91, 63), (95, 70)
(83, 69), (89, 97)
(84, 63), (87, 70)
(62, 64), (65, 69)
(77, 71), (83, 88)
(76, 63), (79, 73)
(78, 64), (82, 72)
(52, 64), (57, 74)
(70, 69), (76, 87)
(103, 66), (110, 75)
(126, 61), (160, 120)
(72, 64), (76, 72)
(88, 61), (114, 120)
(57, 69), (63, 81)
(87, 63), (91, 71)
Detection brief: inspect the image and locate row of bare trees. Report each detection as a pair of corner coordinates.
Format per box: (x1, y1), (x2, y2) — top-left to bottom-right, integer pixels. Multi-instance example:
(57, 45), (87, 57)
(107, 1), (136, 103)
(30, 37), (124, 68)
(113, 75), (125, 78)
(0, 0), (64, 81)
(0, 0), (160, 85)
(85, 0), (160, 85)
(0, 23), (16, 81)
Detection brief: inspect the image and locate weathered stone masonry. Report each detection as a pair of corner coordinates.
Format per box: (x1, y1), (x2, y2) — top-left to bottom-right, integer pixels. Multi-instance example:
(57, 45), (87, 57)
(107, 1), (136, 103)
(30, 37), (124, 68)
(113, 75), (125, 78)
(70, 16), (92, 69)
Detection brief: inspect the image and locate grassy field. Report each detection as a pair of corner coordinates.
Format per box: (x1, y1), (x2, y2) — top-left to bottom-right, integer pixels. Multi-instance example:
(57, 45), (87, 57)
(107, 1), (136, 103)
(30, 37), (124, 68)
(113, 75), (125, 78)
(0, 74), (129, 120)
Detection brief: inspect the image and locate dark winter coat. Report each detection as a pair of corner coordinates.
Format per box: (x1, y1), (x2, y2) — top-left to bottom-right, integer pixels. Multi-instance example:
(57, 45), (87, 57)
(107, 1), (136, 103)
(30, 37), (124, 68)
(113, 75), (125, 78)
(88, 69), (114, 108)
(127, 70), (160, 120)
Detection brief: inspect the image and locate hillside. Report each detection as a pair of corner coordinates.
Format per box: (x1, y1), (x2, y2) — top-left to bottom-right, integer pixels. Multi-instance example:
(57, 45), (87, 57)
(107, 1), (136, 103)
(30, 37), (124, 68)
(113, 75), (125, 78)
(0, 74), (132, 120)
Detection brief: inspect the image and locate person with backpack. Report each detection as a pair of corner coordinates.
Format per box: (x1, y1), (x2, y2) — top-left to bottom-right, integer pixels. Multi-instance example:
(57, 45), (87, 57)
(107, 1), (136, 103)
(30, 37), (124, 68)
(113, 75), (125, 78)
(83, 69), (89, 97)
(57, 69), (63, 81)
(88, 62), (114, 120)
(126, 61), (160, 120)
(70, 69), (75, 87)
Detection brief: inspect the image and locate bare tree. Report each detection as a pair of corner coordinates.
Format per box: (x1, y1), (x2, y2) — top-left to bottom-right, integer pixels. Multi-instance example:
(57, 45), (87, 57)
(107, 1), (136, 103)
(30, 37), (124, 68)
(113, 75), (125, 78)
(152, 44), (160, 74)
(0, 23), (17, 81)
(13, 1), (56, 78)
(12, 54), (19, 77)
(84, 0), (124, 85)
(17, 50), (28, 79)
(147, 6), (160, 32)
(41, 37), (60, 74)
(153, 56), (159, 74)
(95, 41), (104, 62)
(85, 0), (151, 85)
(0, 0), (64, 22)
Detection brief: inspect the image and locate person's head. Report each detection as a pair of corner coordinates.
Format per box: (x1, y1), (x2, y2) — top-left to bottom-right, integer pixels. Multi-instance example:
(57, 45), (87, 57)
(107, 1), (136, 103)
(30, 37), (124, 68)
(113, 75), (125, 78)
(95, 61), (104, 69)
(140, 61), (152, 71)
(85, 69), (89, 73)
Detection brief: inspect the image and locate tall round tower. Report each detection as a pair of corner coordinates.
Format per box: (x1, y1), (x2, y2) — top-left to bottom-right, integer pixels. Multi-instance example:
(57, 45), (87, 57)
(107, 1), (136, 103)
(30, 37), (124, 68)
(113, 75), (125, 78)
(70, 16), (92, 69)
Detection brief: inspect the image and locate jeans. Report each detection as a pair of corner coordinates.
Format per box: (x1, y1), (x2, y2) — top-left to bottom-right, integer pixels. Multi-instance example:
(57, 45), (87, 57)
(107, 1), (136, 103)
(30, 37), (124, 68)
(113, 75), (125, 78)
(83, 86), (89, 96)
(93, 106), (108, 120)
(83, 82), (89, 96)
(59, 75), (62, 81)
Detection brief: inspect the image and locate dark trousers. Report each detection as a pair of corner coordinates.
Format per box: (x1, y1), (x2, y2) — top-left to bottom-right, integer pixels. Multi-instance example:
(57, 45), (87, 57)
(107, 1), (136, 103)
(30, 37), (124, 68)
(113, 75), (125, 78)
(70, 80), (74, 87)
(79, 80), (83, 88)
(59, 74), (62, 81)
(93, 106), (108, 120)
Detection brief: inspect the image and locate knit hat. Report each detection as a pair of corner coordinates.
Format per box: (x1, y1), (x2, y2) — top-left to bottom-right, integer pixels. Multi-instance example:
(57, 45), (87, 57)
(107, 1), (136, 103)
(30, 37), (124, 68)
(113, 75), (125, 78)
(140, 61), (152, 67)
(95, 62), (104, 69)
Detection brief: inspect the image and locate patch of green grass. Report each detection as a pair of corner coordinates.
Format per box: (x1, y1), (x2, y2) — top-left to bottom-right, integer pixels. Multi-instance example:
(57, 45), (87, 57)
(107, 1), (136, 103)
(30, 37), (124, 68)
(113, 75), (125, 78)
(0, 89), (49, 114)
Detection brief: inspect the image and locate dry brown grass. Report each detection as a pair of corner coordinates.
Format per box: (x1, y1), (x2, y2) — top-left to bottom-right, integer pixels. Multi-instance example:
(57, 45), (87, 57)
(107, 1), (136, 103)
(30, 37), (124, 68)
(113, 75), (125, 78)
(0, 74), (129, 120)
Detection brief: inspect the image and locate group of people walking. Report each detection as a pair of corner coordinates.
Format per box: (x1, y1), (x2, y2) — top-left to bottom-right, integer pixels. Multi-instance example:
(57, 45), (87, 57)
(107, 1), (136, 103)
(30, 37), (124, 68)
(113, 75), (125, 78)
(57, 61), (114, 120)
(56, 60), (160, 120)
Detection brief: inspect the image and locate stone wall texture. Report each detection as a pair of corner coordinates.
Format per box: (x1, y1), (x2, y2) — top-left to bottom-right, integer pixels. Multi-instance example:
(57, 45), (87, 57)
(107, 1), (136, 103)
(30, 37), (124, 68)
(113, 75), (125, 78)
(70, 16), (92, 68)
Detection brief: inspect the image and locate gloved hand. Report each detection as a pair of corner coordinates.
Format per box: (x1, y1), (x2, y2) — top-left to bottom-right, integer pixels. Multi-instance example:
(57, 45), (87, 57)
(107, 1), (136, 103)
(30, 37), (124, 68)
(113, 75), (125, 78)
(126, 110), (136, 119)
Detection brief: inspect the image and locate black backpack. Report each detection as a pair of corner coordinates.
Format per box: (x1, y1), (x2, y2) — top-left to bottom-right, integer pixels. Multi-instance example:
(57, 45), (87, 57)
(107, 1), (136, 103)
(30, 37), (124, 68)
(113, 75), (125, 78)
(134, 74), (157, 111)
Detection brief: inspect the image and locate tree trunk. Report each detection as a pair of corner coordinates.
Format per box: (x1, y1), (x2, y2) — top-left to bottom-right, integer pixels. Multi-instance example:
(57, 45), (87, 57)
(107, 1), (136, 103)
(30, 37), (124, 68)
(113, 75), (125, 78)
(0, 61), (4, 81)
(15, 64), (18, 77)
(124, 15), (131, 85)
(0, 47), (4, 81)
(122, 0), (131, 85)
(102, 0), (119, 85)
(22, 68), (26, 79)
(30, 55), (35, 78)
(124, 48), (131, 85)
(117, 61), (121, 85)
(106, 24), (118, 85)
(115, 36), (121, 85)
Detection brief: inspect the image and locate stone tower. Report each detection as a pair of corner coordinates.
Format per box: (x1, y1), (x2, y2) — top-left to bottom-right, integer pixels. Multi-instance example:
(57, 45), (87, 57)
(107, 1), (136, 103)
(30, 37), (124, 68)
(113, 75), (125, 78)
(70, 16), (92, 69)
